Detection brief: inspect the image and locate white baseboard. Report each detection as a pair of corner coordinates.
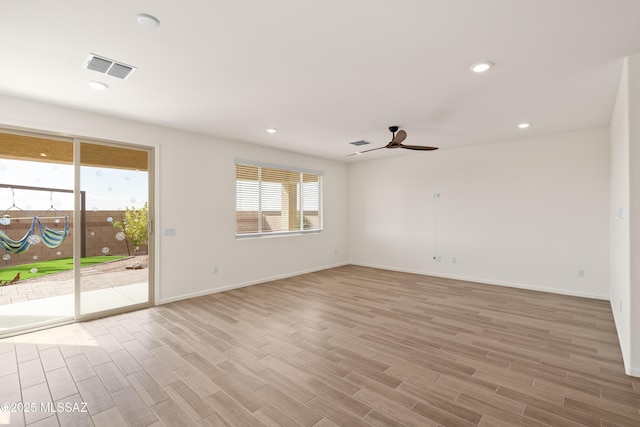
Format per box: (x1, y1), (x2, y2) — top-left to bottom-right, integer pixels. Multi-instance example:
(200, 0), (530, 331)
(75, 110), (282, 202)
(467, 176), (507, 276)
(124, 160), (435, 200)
(348, 262), (609, 300)
(626, 366), (640, 377)
(610, 301), (640, 379)
(158, 261), (349, 305)
(160, 261), (609, 304)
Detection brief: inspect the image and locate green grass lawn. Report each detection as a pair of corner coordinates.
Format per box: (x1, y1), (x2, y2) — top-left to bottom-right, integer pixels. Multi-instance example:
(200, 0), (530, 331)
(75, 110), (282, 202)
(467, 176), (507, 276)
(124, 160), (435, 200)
(0, 256), (126, 283)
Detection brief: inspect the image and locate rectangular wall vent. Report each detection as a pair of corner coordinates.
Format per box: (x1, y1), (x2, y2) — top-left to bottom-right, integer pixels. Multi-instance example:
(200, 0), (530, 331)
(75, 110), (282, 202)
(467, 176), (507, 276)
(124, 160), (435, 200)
(349, 140), (371, 146)
(85, 54), (136, 80)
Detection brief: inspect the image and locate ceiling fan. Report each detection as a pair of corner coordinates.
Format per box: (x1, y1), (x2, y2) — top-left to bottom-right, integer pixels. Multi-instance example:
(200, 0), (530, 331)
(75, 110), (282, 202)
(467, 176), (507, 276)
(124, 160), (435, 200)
(349, 126), (438, 156)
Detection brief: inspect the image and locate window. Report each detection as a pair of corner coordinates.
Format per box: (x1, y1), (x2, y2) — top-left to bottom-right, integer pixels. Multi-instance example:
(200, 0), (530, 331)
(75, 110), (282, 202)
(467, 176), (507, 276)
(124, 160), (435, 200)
(235, 161), (322, 237)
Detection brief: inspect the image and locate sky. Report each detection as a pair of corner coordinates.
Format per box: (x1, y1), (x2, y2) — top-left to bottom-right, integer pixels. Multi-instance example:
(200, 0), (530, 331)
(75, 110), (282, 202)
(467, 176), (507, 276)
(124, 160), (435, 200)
(0, 159), (148, 212)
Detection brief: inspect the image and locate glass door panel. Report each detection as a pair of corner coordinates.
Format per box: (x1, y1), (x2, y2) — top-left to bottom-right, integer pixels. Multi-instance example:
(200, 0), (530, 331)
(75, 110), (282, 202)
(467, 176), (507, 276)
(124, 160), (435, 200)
(0, 132), (75, 334)
(78, 141), (152, 317)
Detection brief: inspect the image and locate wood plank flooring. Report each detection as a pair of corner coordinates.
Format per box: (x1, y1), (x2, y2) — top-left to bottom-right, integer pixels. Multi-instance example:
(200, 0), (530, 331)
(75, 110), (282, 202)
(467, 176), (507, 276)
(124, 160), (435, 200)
(0, 265), (638, 426)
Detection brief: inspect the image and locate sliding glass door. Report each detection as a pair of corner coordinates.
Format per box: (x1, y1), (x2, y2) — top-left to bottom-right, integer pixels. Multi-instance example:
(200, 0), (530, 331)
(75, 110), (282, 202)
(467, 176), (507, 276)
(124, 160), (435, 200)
(77, 141), (153, 318)
(0, 130), (153, 335)
(0, 132), (75, 334)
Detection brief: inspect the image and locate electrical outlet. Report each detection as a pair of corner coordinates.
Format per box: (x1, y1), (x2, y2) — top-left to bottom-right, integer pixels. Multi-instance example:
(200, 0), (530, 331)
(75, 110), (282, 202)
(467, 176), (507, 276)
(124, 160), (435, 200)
(451, 257), (457, 264)
(578, 269), (585, 277)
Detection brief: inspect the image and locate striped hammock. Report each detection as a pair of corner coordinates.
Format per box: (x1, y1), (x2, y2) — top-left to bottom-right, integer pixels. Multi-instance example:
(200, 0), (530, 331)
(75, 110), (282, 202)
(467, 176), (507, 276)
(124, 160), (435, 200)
(38, 218), (69, 249)
(0, 216), (69, 254)
(0, 218), (36, 254)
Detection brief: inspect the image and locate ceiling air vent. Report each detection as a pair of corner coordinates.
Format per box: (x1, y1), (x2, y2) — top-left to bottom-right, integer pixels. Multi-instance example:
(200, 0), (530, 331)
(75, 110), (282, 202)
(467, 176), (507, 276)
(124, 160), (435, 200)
(349, 140), (371, 147)
(85, 54), (136, 79)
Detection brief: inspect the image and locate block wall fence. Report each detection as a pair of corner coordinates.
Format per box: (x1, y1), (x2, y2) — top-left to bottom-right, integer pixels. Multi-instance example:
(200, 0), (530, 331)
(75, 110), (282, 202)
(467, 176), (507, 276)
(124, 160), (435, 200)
(1, 210), (147, 268)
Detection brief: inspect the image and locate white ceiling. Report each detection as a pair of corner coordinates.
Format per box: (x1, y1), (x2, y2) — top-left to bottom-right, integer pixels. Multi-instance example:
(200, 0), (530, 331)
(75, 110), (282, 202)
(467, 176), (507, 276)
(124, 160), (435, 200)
(1, 1), (640, 162)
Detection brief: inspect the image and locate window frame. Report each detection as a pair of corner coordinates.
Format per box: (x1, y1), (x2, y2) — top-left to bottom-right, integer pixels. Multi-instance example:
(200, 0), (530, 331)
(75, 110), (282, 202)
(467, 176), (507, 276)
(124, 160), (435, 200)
(235, 159), (323, 238)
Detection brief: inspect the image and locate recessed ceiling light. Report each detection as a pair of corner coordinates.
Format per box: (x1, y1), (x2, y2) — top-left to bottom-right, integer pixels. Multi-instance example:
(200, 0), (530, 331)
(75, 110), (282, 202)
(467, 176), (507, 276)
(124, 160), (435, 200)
(470, 61), (494, 73)
(518, 123), (531, 129)
(266, 128), (277, 134)
(136, 13), (160, 28)
(88, 81), (108, 90)
(40, 153), (47, 157)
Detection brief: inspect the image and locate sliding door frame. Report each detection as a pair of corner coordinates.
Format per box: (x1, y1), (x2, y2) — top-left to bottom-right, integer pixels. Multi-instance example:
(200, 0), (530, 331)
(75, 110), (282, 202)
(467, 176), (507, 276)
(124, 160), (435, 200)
(73, 137), (155, 321)
(0, 125), (155, 336)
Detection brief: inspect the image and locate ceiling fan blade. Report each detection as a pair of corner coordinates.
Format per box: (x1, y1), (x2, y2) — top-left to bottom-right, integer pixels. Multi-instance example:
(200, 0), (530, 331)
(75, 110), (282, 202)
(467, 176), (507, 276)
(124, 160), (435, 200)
(392, 129), (407, 144)
(347, 146), (385, 156)
(348, 128), (436, 156)
(400, 144), (439, 151)
(359, 146), (387, 153)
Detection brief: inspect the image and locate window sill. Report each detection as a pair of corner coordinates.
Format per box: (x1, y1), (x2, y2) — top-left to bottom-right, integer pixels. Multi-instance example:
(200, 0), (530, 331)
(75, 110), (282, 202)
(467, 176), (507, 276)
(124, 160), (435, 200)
(235, 229), (322, 239)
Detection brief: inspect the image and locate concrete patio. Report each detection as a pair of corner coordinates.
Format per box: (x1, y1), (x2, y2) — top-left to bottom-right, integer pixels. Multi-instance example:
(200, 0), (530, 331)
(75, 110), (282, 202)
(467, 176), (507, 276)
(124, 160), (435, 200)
(0, 256), (149, 333)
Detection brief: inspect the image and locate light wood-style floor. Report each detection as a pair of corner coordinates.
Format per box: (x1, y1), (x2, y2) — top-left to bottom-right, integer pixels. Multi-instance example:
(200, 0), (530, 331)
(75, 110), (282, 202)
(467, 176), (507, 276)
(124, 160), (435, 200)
(0, 265), (638, 426)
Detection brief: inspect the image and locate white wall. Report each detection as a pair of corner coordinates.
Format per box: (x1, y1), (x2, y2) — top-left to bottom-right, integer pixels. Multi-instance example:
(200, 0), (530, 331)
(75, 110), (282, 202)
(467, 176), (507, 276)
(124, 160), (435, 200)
(158, 135), (349, 302)
(611, 54), (640, 377)
(0, 94), (349, 303)
(610, 57), (632, 373)
(630, 55), (640, 377)
(349, 127), (610, 299)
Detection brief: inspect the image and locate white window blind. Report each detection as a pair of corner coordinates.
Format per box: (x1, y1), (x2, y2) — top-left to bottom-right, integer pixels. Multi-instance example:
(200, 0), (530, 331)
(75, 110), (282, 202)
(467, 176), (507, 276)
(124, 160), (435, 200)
(235, 162), (322, 237)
